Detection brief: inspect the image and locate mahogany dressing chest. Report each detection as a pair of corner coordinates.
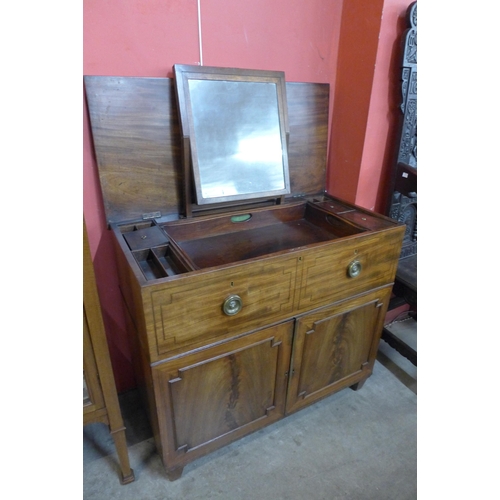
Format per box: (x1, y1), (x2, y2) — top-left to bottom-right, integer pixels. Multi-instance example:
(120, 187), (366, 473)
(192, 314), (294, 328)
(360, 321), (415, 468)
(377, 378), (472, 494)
(84, 65), (405, 480)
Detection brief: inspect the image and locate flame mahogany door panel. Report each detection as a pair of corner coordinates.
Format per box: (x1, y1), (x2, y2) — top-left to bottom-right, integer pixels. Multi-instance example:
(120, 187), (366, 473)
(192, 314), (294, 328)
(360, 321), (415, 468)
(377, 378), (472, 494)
(286, 286), (392, 415)
(152, 321), (293, 478)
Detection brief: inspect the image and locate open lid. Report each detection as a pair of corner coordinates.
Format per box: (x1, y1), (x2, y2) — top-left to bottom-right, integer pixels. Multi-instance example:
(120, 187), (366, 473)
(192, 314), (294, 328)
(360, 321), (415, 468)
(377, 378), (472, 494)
(84, 75), (329, 225)
(173, 65), (291, 214)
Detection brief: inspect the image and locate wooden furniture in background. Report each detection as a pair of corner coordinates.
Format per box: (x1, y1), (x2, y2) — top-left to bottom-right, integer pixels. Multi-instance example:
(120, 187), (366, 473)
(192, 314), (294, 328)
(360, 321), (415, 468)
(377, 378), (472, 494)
(83, 218), (135, 485)
(382, 1), (417, 366)
(84, 71), (405, 480)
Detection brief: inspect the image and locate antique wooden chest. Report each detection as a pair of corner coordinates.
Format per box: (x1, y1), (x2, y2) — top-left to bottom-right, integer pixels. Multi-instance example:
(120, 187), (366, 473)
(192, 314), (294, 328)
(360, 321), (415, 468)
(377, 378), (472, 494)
(84, 65), (405, 480)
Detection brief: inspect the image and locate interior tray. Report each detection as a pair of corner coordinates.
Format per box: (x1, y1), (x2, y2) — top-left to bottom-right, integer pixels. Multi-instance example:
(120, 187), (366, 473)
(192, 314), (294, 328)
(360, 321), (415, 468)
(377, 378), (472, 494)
(132, 245), (191, 280)
(161, 202), (365, 269)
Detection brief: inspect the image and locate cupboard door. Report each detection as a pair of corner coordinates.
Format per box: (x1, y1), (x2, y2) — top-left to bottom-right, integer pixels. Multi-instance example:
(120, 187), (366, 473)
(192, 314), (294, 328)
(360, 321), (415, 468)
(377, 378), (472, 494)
(153, 321), (293, 472)
(286, 287), (391, 414)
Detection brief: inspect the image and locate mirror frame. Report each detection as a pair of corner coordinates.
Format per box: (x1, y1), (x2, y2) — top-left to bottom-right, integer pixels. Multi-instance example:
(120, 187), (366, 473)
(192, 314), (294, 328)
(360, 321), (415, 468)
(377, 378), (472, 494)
(173, 64), (291, 213)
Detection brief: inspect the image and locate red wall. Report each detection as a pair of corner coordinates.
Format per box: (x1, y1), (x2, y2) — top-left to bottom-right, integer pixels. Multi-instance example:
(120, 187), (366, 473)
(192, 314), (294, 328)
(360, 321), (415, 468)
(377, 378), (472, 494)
(83, 0), (413, 391)
(327, 0), (413, 212)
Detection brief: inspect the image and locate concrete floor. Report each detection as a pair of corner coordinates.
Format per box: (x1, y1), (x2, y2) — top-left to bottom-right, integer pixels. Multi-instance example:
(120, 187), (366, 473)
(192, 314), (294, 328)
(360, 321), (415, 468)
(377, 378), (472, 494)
(84, 343), (416, 500)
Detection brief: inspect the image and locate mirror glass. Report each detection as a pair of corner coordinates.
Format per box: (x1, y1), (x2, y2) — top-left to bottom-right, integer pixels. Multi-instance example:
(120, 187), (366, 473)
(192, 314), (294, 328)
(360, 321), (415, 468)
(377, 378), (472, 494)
(175, 66), (290, 206)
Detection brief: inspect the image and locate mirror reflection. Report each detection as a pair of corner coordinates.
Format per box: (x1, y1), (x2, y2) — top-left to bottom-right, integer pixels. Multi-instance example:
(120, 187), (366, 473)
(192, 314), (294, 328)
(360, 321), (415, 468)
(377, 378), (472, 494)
(184, 75), (290, 204)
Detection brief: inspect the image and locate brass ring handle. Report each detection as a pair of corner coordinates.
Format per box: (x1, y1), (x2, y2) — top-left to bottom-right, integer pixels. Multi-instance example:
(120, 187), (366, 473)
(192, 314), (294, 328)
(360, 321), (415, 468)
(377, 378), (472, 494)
(347, 260), (362, 278)
(223, 295), (243, 316)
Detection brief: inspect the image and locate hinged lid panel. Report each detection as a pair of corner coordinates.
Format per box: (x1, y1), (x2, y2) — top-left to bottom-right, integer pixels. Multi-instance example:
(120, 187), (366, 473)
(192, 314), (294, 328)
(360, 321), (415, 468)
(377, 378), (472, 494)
(85, 75), (329, 224)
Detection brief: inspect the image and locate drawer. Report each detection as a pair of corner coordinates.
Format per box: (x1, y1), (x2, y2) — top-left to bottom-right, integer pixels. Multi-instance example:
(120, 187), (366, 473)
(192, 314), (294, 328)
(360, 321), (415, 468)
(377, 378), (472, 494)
(147, 256), (298, 358)
(297, 228), (403, 312)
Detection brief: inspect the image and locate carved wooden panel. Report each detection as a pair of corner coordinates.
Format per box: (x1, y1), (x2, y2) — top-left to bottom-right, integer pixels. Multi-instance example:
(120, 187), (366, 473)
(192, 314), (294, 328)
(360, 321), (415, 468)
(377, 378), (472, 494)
(153, 321), (293, 470)
(389, 191), (417, 258)
(397, 1), (417, 168)
(147, 256), (298, 358)
(388, 1), (417, 258)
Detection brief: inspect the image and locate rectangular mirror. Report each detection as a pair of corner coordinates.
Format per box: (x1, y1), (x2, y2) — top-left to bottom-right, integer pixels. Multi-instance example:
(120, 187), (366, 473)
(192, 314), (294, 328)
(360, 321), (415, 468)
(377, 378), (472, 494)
(174, 65), (291, 207)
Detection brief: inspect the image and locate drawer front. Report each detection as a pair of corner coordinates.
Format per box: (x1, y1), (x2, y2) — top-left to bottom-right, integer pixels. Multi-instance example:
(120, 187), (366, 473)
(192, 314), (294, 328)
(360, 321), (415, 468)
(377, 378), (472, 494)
(148, 256), (298, 357)
(297, 229), (403, 312)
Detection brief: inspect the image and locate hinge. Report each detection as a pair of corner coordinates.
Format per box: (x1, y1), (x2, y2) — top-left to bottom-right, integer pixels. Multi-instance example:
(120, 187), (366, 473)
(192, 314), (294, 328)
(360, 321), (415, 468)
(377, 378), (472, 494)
(142, 211), (161, 220)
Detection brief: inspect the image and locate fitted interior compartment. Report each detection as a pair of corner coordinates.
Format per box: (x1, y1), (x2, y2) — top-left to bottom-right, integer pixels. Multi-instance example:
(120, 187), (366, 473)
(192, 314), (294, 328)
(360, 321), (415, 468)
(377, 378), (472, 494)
(160, 202), (366, 269)
(132, 245), (191, 280)
(307, 197), (398, 231)
(121, 223), (170, 251)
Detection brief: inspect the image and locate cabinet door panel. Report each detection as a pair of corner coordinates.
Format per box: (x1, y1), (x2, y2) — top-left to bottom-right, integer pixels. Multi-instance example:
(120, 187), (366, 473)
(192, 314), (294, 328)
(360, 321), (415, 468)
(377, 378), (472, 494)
(286, 287), (391, 414)
(154, 321), (293, 469)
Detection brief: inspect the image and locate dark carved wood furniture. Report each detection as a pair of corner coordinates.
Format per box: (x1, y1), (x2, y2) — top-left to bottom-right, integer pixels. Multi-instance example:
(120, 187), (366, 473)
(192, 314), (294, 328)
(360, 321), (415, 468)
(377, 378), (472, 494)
(84, 67), (405, 481)
(83, 218), (135, 485)
(382, 1), (417, 366)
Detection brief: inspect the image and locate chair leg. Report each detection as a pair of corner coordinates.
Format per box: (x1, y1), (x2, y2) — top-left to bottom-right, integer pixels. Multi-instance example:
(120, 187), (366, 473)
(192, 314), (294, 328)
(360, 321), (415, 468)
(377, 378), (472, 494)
(110, 427), (135, 484)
